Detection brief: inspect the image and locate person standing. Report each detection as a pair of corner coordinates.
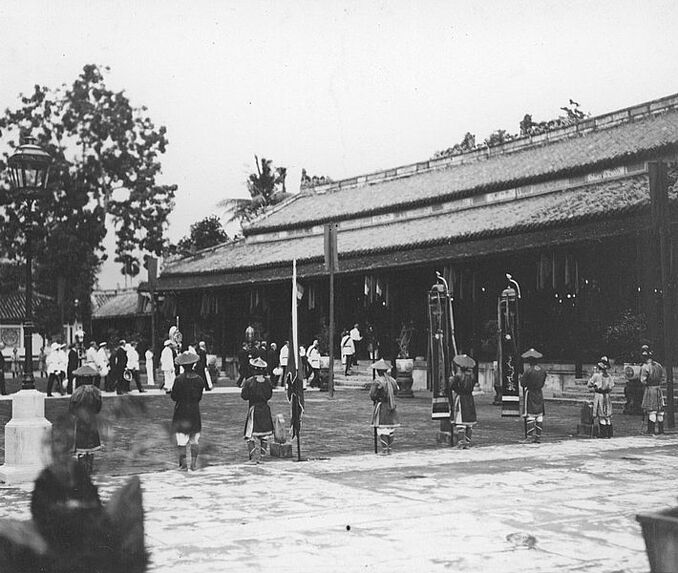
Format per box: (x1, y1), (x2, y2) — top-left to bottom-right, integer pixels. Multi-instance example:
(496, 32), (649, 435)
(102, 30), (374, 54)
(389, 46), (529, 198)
(160, 340), (176, 393)
(171, 350), (205, 471)
(640, 345), (666, 435)
(95, 342), (111, 392)
(341, 330), (355, 376)
(109, 340), (128, 395)
(46, 342), (66, 397)
(66, 343), (79, 394)
(241, 357), (274, 464)
(307, 339), (321, 388)
(447, 354), (478, 449)
(69, 365), (103, 475)
(236, 342), (250, 388)
(38, 345), (47, 379)
(369, 359), (400, 455)
(11, 346), (19, 379)
(0, 342), (6, 395)
(126, 341), (144, 393)
(520, 348), (547, 443)
(350, 323), (362, 366)
(278, 341), (289, 387)
(588, 356), (615, 438)
(145, 346), (155, 388)
(267, 342), (279, 379)
(196, 341), (213, 391)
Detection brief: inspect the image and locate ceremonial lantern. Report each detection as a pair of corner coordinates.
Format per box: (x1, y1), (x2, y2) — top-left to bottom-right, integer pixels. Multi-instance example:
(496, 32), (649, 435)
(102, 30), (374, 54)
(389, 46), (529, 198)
(427, 272), (459, 444)
(497, 274), (521, 417)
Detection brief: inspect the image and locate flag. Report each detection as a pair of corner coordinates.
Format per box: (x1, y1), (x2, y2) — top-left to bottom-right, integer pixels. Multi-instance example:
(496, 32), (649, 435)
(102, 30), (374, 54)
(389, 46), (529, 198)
(287, 259), (304, 438)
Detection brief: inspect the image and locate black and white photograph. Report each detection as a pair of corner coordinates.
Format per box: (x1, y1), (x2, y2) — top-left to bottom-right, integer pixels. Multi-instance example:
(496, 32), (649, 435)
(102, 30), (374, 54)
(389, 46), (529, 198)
(0, 1), (677, 571)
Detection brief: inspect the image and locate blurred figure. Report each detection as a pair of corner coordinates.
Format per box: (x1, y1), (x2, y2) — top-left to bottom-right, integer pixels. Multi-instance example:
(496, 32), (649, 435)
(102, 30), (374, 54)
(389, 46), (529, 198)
(126, 341), (144, 393)
(196, 341), (213, 391)
(96, 342), (110, 391)
(145, 345), (155, 387)
(70, 365), (103, 475)
(67, 343), (79, 394)
(350, 323), (362, 366)
(109, 340), (128, 395)
(236, 342), (250, 388)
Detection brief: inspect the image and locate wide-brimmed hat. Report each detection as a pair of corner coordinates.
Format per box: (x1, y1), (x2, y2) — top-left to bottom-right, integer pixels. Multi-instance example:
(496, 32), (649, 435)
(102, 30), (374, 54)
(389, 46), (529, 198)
(597, 356), (610, 370)
(73, 364), (99, 377)
(175, 351), (199, 366)
(118, 339), (126, 346)
(521, 348), (543, 361)
(371, 358), (391, 371)
(50, 342), (61, 351)
(164, 339), (173, 347)
(641, 345), (653, 358)
(249, 357), (267, 370)
(98, 342), (108, 348)
(453, 354), (476, 369)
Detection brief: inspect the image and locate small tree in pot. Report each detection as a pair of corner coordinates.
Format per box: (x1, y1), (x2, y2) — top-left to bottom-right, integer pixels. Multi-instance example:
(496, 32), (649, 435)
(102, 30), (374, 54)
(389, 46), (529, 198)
(395, 322), (415, 397)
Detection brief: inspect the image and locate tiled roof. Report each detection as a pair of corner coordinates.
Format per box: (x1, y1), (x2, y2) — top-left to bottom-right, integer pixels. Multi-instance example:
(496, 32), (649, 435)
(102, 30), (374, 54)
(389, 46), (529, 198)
(0, 292), (52, 322)
(92, 291), (148, 319)
(246, 107), (678, 234)
(91, 291), (118, 312)
(159, 173), (665, 289)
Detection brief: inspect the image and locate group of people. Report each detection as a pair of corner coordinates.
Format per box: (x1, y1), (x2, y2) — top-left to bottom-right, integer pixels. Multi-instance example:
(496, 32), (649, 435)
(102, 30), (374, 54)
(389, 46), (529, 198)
(159, 336), (213, 394)
(82, 339), (146, 395)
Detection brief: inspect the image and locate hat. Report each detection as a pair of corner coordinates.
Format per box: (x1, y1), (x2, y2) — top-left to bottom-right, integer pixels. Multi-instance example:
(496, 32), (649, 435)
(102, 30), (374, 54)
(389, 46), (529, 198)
(164, 339), (173, 347)
(597, 356), (610, 370)
(371, 358), (391, 371)
(641, 345), (653, 358)
(175, 351), (199, 366)
(453, 354), (476, 369)
(118, 339), (126, 346)
(98, 342), (108, 348)
(50, 342), (60, 351)
(249, 357), (267, 369)
(521, 348), (543, 361)
(73, 364), (98, 377)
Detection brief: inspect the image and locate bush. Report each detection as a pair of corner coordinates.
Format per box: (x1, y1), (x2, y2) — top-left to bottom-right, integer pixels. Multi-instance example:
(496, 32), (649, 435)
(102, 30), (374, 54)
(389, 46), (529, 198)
(603, 310), (650, 363)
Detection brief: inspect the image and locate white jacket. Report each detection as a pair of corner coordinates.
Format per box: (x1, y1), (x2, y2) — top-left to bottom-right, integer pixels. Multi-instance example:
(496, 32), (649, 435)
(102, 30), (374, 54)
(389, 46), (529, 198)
(308, 346), (321, 369)
(160, 346), (175, 372)
(279, 344), (289, 367)
(126, 345), (140, 370)
(96, 348), (110, 376)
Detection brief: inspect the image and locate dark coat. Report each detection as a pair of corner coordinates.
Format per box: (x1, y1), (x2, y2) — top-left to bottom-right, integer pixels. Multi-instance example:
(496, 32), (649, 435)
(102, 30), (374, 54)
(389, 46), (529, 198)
(369, 375), (400, 427)
(521, 366), (546, 415)
(109, 347), (128, 379)
(67, 349), (79, 376)
(171, 371), (205, 435)
(448, 372), (477, 423)
(70, 384), (102, 451)
(241, 375), (274, 435)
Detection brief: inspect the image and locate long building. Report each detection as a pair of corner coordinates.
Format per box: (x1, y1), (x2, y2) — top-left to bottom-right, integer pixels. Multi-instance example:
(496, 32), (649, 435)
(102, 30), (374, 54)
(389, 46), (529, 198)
(155, 93), (678, 364)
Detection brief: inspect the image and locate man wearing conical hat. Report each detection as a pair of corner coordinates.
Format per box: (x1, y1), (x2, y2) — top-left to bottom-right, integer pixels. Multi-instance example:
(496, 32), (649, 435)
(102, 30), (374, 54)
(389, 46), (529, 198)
(69, 364), (103, 475)
(446, 354), (478, 449)
(587, 356), (615, 438)
(640, 345), (666, 435)
(369, 359), (400, 455)
(520, 348), (547, 443)
(171, 350), (205, 471)
(241, 357), (274, 464)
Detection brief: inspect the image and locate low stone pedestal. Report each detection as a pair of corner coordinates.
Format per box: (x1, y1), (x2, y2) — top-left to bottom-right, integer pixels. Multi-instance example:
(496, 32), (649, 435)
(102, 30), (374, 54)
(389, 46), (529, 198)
(0, 390), (52, 484)
(270, 442), (293, 458)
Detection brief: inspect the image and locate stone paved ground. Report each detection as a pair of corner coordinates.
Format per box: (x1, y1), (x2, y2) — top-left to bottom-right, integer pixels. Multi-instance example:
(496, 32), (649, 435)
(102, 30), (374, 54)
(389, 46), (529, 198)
(0, 435), (676, 572)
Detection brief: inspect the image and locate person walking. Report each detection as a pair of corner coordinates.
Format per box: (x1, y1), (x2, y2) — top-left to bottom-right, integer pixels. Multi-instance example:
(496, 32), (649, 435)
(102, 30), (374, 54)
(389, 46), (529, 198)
(145, 346), (155, 388)
(66, 343), (79, 395)
(11, 346), (19, 379)
(95, 342), (111, 392)
(640, 345), (666, 435)
(0, 343), (6, 395)
(126, 341), (144, 393)
(588, 356), (615, 438)
(369, 359), (400, 455)
(109, 340), (128, 395)
(350, 323), (362, 366)
(307, 339), (321, 388)
(69, 364), (103, 476)
(241, 357), (274, 464)
(267, 342), (279, 379)
(38, 345), (47, 379)
(341, 330), (355, 376)
(170, 350), (205, 471)
(520, 348), (547, 443)
(160, 340), (176, 393)
(447, 354), (478, 449)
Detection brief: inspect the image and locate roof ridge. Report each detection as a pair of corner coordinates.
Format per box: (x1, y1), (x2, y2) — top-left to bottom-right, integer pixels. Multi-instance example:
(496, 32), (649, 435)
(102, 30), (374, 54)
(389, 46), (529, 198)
(296, 92), (678, 195)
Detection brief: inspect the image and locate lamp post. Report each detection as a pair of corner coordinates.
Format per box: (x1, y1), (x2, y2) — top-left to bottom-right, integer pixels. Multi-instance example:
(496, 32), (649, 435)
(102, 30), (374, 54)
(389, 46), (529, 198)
(0, 137), (53, 484)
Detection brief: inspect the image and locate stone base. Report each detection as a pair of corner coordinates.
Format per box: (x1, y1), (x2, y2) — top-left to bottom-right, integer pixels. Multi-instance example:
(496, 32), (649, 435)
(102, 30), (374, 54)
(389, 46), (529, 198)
(270, 442), (293, 458)
(0, 463), (46, 485)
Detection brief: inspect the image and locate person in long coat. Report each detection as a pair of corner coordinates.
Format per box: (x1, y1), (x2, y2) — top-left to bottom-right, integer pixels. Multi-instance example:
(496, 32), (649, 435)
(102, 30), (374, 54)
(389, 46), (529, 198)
(95, 342), (110, 391)
(446, 354), (477, 449)
(196, 341), (213, 391)
(341, 330), (355, 376)
(109, 340), (128, 395)
(69, 365), (103, 476)
(587, 356), (615, 438)
(369, 359), (400, 454)
(640, 345), (666, 435)
(241, 357), (274, 464)
(171, 350), (205, 471)
(520, 348), (547, 443)
(160, 340), (176, 393)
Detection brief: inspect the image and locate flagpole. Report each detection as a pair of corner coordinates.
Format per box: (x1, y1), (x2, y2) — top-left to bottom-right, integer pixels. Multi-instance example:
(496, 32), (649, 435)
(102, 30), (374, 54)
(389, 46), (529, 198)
(291, 259), (304, 461)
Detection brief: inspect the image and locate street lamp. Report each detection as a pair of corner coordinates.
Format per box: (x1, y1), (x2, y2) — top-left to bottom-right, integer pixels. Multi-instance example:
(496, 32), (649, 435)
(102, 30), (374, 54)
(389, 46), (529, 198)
(7, 137), (52, 390)
(0, 137), (53, 484)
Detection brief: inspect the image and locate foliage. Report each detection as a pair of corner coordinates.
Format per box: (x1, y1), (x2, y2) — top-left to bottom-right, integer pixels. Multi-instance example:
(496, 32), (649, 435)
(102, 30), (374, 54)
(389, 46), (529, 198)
(170, 215), (229, 255)
(316, 320), (330, 355)
(432, 132), (476, 159)
(396, 321), (415, 359)
(603, 310), (650, 362)
(0, 64), (176, 328)
(218, 155), (290, 225)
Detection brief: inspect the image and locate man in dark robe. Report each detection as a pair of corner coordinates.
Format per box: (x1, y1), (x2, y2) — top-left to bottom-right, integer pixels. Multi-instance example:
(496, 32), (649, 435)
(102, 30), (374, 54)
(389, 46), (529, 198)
(109, 340), (129, 395)
(520, 348), (547, 443)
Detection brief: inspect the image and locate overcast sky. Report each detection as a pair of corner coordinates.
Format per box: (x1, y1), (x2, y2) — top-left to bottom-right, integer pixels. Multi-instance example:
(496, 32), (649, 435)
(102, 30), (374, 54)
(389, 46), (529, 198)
(2, 0), (678, 288)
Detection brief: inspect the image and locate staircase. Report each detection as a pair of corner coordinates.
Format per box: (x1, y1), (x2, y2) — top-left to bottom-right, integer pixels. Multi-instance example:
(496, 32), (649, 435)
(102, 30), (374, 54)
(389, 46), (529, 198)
(332, 359), (376, 389)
